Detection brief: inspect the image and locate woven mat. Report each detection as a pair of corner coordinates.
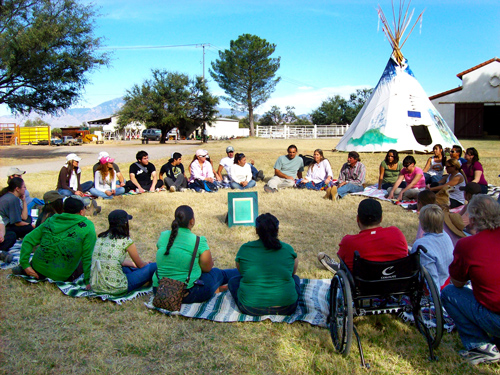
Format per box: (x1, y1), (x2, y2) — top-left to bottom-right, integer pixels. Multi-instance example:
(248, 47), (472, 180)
(145, 278), (330, 327)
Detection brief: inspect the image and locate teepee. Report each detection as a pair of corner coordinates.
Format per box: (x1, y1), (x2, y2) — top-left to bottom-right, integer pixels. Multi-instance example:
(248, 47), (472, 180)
(335, 1), (461, 153)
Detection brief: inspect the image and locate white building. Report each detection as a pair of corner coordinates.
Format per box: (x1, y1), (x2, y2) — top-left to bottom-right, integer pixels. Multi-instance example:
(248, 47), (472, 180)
(430, 58), (500, 138)
(201, 118), (249, 139)
(87, 116), (145, 140)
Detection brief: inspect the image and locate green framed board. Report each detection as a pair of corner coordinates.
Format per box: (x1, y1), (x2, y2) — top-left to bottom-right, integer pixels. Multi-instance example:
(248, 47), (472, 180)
(227, 191), (258, 227)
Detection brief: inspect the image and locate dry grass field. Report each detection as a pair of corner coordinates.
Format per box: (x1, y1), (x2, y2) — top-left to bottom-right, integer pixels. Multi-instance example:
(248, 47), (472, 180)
(1, 138), (499, 374)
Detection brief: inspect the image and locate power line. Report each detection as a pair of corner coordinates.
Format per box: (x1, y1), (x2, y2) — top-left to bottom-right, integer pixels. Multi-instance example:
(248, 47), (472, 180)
(97, 43), (210, 51)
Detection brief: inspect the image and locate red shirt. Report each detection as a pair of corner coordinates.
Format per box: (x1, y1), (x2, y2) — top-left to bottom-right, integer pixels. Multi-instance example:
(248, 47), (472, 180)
(449, 227), (500, 314)
(337, 226), (408, 271)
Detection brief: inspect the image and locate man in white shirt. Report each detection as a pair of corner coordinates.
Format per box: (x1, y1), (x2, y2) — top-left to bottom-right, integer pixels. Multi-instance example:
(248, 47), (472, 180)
(215, 146), (264, 183)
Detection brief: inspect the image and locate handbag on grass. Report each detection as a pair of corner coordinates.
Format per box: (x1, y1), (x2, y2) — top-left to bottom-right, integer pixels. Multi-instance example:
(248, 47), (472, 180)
(153, 236), (200, 311)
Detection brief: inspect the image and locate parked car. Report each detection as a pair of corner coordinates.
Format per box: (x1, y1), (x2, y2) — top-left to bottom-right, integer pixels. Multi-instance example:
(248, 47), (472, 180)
(62, 136), (78, 146)
(51, 138), (63, 146)
(142, 128), (162, 141)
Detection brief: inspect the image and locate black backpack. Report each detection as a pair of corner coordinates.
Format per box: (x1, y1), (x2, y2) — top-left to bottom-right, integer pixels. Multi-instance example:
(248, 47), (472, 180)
(299, 154), (315, 167)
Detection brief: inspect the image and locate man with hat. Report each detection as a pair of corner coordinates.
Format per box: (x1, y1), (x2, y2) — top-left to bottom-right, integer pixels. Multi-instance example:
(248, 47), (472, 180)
(441, 195), (500, 365)
(7, 167), (43, 211)
(92, 151), (126, 188)
(318, 198), (408, 272)
(216, 146), (264, 183)
(14, 196), (97, 288)
(35, 190), (64, 227)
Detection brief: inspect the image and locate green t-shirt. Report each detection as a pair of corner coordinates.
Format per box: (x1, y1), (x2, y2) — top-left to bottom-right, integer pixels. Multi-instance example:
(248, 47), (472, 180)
(235, 239), (298, 308)
(274, 155), (304, 178)
(153, 228), (209, 289)
(381, 160), (403, 184)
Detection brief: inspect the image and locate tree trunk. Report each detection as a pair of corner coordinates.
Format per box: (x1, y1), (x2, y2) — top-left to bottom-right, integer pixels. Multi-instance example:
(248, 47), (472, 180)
(160, 128), (167, 144)
(248, 105), (255, 137)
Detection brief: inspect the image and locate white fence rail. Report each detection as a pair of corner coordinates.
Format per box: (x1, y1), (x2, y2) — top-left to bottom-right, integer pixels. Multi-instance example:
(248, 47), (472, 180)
(256, 125), (349, 139)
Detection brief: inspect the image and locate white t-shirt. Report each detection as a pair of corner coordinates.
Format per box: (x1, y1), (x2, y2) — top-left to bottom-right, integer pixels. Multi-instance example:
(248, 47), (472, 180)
(230, 164), (253, 184)
(219, 156), (234, 180)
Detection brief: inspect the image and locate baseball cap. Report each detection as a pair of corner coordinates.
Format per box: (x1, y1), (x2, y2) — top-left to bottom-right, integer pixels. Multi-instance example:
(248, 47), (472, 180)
(98, 151), (110, 160)
(63, 196), (85, 213)
(108, 209), (132, 225)
(226, 146), (234, 153)
(358, 198), (382, 224)
(66, 153), (82, 162)
(7, 167), (26, 177)
(195, 149), (208, 157)
(69, 194), (91, 207)
(459, 182), (481, 195)
(43, 190), (63, 204)
(99, 156), (115, 164)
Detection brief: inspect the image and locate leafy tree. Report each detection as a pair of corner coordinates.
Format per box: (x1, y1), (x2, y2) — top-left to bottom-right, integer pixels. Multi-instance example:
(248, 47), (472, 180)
(259, 106), (297, 126)
(117, 70), (218, 143)
(51, 127), (62, 137)
(292, 116), (312, 125)
(24, 117), (49, 127)
(310, 88), (373, 125)
(210, 34), (281, 136)
(0, 0), (108, 115)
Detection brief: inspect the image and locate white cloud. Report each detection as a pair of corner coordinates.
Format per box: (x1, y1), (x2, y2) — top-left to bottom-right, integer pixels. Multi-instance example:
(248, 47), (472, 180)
(297, 86), (313, 90)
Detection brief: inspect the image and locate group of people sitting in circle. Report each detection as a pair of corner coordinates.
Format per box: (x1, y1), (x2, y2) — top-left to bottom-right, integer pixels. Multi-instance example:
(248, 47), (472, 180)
(1, 142), (499, 366)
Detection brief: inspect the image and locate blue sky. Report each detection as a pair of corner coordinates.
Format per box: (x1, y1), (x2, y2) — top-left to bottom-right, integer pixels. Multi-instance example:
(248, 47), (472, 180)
(4, 0), (500, 117)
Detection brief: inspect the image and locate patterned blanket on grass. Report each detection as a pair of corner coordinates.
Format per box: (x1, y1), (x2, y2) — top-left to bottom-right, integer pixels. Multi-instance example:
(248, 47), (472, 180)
(0, 240), (22, 270)
(9, 273), (152, 304)
(145, 278), (331, 327)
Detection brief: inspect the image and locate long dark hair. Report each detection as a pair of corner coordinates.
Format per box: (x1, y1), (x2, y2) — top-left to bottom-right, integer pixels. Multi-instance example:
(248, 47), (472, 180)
(466, 147), (479, 163)
(233, 153), (245, 165)
(98, 222), (130, 239)
(165, 205), (194, 255)
(384, 149), (399, 165)
(433, 144), (446, 166)
(256, 213), (282, 251)
(38, 199), (64, 226)
(0, 177), (24, 197)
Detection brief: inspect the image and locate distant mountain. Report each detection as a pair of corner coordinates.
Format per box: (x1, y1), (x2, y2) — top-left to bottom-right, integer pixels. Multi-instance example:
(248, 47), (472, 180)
(0, 97), (243, 127)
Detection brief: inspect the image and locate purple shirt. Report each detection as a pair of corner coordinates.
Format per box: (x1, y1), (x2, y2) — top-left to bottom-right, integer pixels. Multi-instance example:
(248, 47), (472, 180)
(462, 161), (488, 185)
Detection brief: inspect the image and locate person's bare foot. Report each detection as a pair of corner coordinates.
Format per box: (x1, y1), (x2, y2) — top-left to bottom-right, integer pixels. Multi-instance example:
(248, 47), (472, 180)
(215, 285), (229, 293)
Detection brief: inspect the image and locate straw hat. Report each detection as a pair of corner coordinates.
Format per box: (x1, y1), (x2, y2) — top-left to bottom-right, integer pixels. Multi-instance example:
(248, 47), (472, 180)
(444, 211), (466, 238)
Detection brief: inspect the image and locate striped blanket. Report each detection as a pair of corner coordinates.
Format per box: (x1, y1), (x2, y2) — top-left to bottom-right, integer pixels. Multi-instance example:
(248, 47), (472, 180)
(145, 278), (331, 327)
(10, 273), (152, 304)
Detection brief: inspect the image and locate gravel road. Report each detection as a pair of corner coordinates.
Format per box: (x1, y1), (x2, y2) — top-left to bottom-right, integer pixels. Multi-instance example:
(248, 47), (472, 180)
(0, 140), (201, 175)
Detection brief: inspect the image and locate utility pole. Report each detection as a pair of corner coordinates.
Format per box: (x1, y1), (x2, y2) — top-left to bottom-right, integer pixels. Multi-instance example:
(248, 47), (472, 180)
(197, 43), (209, 81)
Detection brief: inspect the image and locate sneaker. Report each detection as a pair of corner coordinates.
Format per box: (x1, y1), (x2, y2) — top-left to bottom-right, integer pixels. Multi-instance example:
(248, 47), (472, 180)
(264, 185), (277, 193)
(317, 252), (340, 274)
(459, 344), (500, 365)
(197, 190), (205, 193)
(11, 264), (24, 275)
(170, 186), (176, 192)
(0, 251), (13, 264)
(257, 170), (265, 181)
(179, 188), (187, 192)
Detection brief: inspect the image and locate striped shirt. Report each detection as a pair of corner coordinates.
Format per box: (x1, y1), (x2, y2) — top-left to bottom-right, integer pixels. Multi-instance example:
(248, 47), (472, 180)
(338, 162), (366, 186)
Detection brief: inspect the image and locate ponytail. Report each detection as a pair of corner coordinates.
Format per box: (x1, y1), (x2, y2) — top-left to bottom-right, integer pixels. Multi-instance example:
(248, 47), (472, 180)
(164, 205), (194, 256)
(165, 219), (179, 255)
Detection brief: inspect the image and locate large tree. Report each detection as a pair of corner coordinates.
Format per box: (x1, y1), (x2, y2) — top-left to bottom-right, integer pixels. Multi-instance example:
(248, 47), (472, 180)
(0, 0), (108, 115)
(117, 70), (219, 143)
(259, 105), (297, 126)
(310, 88), (373, 125)
(210, 34), (281, 136)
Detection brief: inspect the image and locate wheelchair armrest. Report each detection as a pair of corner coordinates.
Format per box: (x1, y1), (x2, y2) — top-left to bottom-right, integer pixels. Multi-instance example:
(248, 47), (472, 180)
(415, 244), (428, 254)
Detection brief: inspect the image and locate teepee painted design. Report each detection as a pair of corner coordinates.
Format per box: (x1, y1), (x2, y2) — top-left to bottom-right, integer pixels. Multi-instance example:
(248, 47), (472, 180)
(335, 1), (461, 153)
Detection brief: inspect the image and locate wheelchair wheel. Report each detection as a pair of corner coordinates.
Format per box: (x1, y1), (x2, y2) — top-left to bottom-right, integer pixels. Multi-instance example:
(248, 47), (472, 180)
(329, 270), (353, 355)
(415, 266), (443, 349)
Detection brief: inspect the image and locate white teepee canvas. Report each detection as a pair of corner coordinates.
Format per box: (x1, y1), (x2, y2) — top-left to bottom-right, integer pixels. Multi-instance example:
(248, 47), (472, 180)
(335, 2), (461, 153)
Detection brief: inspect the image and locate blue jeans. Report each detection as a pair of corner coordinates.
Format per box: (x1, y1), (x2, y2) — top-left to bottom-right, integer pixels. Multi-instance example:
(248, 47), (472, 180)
(58, 181), (93, 196)
(182, 268), (240, 304)
(228, 275), (301, 316)
(337, 183), (364, 198)
(441, 285), (500, 350)
(230, 180), (256, 190)
(123, 264), (157, 292)
(89, 187), (126, 199)
(250, 164), (259, 180)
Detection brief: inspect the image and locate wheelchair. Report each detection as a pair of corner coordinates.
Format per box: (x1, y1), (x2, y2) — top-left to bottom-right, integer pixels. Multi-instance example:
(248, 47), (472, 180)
(328, 245), (443, 367)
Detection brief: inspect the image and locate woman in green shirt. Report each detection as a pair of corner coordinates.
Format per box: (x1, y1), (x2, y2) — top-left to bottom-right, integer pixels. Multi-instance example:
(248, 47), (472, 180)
(228, 213), (300, 316)
(154, 205), (239, 303)
(378, 149), (404, 190)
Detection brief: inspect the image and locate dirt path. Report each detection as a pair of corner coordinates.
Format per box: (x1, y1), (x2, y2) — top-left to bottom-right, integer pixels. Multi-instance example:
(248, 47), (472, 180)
(0, 140), (202, 175)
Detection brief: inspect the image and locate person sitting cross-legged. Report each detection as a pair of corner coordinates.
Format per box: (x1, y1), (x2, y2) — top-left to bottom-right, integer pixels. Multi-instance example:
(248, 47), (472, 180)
(264, 144), (304, 193)
(159, 152), (188, 192)
(325, 151), (365, 200)
(318, 198), (408, 273)
(125, 150), (164, 193)
(441, 195), (500, 365)
(229, 153), (257, 190)
(228, 213), (300, 316)
(13, 196), (97, 289)
(216, 146), (264, 183)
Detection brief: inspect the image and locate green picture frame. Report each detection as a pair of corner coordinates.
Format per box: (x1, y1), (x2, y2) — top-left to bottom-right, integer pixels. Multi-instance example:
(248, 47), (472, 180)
(227, 191), (258, 227)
